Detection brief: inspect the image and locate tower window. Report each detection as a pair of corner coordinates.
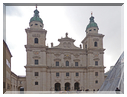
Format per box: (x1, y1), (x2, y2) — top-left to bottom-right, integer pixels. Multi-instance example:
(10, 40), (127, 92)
(56, 62), (59, 66)
(66, 61), (69, 66)
(34, 38), (38, 43)
(35, 24), (38, 25)
(94, 29), (96, 31)
(40, 25), (42, 27)
(35, 82), (38, 85)
(85, 45), (87, 48)
(31, 24), (33, 26)
(89, 29), (92, 31)
(94, 42), (97, 47)
(95, 72), (98, 76)
(56, 72), (59, 77)
(66, 72), (69, 76)
(95, 61), (98, 66)
(75, 62), (78, 66)
(76, 72), (79, 76)
(35, 72), (39, 76)
(95, 80), (98, 84)
(35, 60), (38, 65)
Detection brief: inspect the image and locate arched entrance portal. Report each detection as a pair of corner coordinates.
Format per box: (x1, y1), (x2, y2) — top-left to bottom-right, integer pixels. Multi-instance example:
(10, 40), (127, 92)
(55, 83), (61, 91)
(74, 82), (79, 90)
(65, 82), (70, 91)
(18, 86), (24, 94)
(18, 86), (24, 91)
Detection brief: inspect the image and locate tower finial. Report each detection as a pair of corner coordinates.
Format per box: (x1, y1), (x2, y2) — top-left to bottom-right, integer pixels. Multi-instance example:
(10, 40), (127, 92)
(91, 11), (93, 16)
(36, 4), (37, 9)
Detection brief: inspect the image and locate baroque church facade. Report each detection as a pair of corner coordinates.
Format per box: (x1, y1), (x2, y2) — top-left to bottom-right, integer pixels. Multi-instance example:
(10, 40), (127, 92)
(23, 7), (105, 91)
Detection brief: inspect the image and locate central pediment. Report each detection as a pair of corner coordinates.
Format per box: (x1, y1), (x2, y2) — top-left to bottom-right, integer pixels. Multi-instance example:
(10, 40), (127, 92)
(52, 33), (80, 49)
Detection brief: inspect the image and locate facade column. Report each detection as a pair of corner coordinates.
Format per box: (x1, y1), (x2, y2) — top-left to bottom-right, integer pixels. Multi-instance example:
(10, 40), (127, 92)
(80, 72), (83, 90)
(61, 72), (64, 91)
(51, 73), (54, 91)
(47, 71), (51, 91)
(41, 68), (47, 91)
(71, 72), (74, 91)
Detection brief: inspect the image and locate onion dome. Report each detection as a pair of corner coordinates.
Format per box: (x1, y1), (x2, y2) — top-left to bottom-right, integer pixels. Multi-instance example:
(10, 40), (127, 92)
(29, 7), (43, 24)
(86, 13), (98, 31)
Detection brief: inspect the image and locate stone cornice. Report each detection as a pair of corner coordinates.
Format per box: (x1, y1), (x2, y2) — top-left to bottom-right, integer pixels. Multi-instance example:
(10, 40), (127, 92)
(25, 45), (48, 49)
(58, 37), (75, 42)
(86, 48), (105, 54)
(47, 48), (86, 54)
(82, 33), (104, 43)
(24, 65), (47, 68)
(47, 66), (87, 69)
(25, 45), (48, 51)
(25, 28), (47, 34)
(73, 59), (80, 62)
(54, 58), (61, 61)
(87, 66), (105, 69)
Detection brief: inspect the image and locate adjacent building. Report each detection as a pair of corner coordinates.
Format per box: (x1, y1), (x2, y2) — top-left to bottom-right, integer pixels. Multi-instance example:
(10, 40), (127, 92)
(3, 40), (26, 93)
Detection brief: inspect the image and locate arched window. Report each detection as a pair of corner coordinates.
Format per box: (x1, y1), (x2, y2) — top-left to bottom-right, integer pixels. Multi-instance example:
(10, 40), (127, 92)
(94, 42), (97, 47)
(34, 38), (38, 44)
(66, 61), (69, 66)
(95, 80), (98, 84)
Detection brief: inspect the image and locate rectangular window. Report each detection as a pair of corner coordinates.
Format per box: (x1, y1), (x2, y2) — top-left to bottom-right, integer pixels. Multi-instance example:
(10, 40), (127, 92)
(66, 61), (69, 66)
(66, 72), (69, 76)
(95, 61), (98, 66)
(76, 72), (79, 76)
(75, 62), (78, 66)
(56, 62), (59, 66)
(35, 82), (38, 85)
(35, 60), (38, 65)
(95, 72), (98, 76)
(56, 72), (59, 77)
(35, 72), (39, 76)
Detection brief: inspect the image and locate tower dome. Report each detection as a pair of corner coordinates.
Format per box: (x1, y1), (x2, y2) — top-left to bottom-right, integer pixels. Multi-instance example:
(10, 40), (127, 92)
(86, 13), (99, 32)
(29, 7), (43, 24)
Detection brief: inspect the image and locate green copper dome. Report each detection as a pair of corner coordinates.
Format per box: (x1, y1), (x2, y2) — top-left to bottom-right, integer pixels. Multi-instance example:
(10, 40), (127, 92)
(30, 9), (43, 24)
(86, 16), (98, 30)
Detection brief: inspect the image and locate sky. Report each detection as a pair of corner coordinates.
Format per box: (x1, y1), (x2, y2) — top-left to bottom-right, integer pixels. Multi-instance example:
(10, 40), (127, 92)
(4, 5), (124, 76)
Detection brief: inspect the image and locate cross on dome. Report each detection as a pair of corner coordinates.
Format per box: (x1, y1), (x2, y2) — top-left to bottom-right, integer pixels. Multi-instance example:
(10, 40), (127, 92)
(36, 4), (37, 9)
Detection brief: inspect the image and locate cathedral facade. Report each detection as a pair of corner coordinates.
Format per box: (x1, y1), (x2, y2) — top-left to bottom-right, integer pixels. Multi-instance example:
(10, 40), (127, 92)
(24, 7), (105, 91)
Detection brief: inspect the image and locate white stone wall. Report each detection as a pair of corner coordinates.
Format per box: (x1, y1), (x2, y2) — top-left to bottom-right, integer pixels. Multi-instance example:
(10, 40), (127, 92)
(25, 21), (105, 91)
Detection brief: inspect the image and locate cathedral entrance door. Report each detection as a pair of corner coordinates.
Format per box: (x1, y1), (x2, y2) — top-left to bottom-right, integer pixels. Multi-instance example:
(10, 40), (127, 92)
(65, 82), (70, 91)
(55, 83), (61, 91)
(74, 82), (80, 91)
